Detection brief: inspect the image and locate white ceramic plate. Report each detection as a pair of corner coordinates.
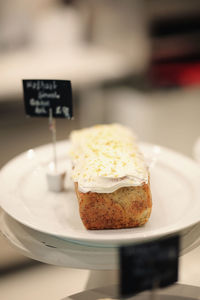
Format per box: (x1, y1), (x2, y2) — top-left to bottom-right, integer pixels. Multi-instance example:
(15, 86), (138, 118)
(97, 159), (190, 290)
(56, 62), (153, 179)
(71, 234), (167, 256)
(0, 211), (117, 269)
(0, 141), (200, 246)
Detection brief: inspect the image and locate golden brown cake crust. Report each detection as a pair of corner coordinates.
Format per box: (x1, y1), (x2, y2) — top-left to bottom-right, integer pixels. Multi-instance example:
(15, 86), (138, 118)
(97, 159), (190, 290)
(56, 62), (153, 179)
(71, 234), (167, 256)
(75, 181), (152, 230)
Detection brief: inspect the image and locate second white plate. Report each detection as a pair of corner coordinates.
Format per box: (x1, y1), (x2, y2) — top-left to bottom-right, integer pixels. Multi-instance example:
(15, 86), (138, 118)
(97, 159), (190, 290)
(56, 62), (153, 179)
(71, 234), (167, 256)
(0, 141), (200, 246)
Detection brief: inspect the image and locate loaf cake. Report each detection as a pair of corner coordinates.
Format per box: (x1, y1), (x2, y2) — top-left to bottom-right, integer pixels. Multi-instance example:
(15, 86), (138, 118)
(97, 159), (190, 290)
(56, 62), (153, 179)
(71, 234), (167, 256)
(70, 124), (152, 230)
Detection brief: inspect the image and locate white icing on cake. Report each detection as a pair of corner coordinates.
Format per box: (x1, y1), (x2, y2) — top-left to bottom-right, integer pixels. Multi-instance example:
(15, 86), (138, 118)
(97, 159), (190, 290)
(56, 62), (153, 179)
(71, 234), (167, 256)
(70, 124), (148, 193)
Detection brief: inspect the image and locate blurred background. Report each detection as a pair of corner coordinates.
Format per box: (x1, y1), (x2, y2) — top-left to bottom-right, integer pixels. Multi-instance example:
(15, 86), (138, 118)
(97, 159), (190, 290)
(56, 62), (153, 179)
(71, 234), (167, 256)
(1, 0), (200, 299)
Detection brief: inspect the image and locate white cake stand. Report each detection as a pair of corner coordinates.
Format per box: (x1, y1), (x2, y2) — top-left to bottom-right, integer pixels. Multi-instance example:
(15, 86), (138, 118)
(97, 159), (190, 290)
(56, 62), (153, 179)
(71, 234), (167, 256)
(1, 141), (200, 292)
(1, 209), (200, 291)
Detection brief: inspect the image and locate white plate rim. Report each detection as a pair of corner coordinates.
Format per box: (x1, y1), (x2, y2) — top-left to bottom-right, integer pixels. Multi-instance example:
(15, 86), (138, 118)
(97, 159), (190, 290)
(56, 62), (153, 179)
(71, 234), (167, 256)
(0, 141), (200, 246)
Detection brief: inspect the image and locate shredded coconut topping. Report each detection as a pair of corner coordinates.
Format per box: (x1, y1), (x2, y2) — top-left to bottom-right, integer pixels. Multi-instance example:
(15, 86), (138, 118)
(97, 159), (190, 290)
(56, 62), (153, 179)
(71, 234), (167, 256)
(70, 124), (148, 193)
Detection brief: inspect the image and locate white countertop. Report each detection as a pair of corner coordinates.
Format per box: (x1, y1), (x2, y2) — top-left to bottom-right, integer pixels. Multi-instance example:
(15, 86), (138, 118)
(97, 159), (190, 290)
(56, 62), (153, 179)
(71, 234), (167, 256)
(0, 45), (134, 100)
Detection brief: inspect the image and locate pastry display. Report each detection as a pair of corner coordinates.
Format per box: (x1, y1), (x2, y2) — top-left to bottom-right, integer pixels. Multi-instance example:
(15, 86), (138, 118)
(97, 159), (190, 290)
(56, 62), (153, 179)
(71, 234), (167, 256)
(70, 124), (152, 230)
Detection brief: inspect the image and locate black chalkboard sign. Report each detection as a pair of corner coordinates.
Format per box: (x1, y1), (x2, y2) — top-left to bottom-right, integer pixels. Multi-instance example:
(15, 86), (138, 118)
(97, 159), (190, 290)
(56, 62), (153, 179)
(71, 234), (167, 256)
(22, 80), (73, 119)
(119, 235), (179, 298)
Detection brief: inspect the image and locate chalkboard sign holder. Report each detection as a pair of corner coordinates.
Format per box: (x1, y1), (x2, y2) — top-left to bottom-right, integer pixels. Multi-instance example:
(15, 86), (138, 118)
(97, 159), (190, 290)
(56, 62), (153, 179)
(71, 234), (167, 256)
(49, 108), (57, 172)
(22, 79), (74, 192)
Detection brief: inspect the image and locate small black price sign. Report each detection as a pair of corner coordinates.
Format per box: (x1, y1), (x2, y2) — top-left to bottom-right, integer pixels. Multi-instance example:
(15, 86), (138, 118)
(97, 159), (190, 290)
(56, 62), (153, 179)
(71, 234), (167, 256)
(22, 79), (73, 119)
(119, 235), (180, 298)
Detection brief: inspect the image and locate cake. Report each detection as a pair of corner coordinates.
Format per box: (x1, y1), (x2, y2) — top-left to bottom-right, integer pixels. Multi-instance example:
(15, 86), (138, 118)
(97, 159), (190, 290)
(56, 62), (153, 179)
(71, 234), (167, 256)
(70, 124), (152, 230)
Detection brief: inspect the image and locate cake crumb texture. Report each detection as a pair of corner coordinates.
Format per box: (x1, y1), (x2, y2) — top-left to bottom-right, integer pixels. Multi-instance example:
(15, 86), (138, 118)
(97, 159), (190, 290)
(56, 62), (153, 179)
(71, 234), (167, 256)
(75, 182), (152, 230)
